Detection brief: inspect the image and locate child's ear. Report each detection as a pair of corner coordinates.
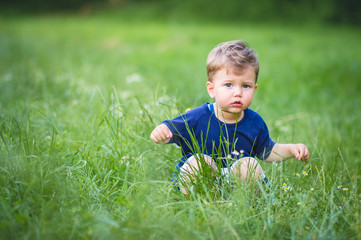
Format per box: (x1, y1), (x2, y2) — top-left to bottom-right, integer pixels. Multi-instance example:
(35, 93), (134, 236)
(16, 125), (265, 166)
(206, 81), (215, 98)
(255, 84), (258, 90)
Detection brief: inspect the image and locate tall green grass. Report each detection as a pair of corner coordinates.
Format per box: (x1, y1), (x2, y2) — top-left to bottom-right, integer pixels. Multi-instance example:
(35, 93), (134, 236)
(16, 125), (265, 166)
(0, 8), (360, 239)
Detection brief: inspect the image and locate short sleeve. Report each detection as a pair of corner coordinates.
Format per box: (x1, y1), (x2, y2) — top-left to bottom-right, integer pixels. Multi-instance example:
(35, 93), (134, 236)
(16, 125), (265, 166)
(161, 110), (197, 145)
(254, 121), (275, 160)
(162, 117), (186, 145)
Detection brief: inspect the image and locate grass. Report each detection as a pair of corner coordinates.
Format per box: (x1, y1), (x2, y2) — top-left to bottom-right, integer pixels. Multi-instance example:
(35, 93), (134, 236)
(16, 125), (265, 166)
(1, 6), (361, 239)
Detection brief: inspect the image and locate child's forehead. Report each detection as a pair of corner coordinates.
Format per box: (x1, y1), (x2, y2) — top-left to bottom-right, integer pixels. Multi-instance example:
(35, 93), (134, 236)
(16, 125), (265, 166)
(212, 66), (256, 85)
(221, 65), (256, 77)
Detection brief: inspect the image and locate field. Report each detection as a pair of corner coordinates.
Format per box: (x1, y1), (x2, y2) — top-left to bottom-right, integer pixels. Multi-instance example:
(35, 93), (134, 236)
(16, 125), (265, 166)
(1, 6), (361, 239)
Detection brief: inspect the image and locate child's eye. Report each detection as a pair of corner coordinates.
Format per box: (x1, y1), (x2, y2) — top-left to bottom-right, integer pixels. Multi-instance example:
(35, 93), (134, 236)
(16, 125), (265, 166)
(225, 83), (232, 87)
(243, 84), (250, 88)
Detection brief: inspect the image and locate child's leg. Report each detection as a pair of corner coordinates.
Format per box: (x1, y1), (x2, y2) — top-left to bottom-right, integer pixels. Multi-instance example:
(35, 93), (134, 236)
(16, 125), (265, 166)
(179, 154), (217, 194)
(230, 157), (265, 182)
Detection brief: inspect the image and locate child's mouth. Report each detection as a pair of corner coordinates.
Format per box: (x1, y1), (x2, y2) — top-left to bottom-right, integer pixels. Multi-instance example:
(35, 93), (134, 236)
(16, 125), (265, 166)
(231, 101), (242, 107)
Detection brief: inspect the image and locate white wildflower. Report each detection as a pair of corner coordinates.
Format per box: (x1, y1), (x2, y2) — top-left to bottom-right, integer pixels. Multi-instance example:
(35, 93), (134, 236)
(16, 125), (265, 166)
(126, 73), (142, 84)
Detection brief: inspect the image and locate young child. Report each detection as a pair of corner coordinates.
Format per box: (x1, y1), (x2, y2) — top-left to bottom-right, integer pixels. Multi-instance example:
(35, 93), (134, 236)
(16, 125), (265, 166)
(150, 40), (309, 194)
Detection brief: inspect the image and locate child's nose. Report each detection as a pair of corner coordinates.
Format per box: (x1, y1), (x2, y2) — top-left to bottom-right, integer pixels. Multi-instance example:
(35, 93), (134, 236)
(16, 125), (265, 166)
(234, 87), (242, 96)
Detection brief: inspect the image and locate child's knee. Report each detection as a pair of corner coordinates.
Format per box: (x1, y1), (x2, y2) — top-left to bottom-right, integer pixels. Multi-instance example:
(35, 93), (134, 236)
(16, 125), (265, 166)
(178, 154), (216, 193)
(232, 157), (264, 180)
(185, 154), (216, 171)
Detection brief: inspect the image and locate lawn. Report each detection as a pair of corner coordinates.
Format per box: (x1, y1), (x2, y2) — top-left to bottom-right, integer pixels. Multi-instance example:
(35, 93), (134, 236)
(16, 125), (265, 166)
(0, 6), (361, 239)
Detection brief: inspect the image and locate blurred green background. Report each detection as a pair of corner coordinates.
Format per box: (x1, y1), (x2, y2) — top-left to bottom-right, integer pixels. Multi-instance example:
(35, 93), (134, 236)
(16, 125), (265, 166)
(2, 0), (361, 25)
(1, 0), (361, 239)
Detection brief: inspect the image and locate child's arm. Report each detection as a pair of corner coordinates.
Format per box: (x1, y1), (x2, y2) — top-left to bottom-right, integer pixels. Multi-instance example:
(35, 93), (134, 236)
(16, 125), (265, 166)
(150, 124), (173, 144)
(264, 143), (309, 163)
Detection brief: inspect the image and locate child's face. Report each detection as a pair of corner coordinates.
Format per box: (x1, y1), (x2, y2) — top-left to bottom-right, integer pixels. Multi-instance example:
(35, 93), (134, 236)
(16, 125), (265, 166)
(206, 66), (257, 122)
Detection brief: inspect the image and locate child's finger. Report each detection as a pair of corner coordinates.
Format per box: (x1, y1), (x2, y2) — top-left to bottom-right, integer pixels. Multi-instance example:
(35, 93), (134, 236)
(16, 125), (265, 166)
(151, 127), (165, 143)
(298, 147), (304, 160)
(150, 130), (160, 143)
(292, 146), (301, 160)
(299, 145), (309, 162)
(293, 144), (306, 161)
(150, 124), (172, 144)
(156, 127), (168, 142)
(303, 147), (309, 161)
(160, 124), (172, 139)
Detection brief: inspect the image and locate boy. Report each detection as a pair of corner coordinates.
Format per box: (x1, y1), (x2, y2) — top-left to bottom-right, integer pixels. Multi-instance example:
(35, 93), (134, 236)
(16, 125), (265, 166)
(150, 40), (309, 194)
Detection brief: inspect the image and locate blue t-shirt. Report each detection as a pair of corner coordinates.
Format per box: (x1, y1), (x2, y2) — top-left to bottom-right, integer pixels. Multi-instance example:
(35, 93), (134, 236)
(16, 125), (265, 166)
(162, 103), (275, 169)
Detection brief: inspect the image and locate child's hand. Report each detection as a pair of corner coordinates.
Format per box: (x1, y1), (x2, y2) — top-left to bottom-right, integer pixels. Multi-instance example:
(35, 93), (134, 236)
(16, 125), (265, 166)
(150, 124), (173, 144)
(291, 144), (309, 162)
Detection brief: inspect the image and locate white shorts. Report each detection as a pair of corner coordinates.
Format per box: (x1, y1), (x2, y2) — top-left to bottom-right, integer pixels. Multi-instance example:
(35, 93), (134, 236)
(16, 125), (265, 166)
(178, 155), (266, 184)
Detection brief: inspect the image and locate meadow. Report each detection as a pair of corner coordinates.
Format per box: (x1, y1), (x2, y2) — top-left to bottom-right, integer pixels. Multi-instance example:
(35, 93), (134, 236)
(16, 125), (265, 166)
(0, 6), (361, 239)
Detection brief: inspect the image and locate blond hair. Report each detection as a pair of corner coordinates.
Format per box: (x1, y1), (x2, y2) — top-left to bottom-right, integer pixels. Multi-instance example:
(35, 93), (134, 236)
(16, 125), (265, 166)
(206, 40), (259, 82)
